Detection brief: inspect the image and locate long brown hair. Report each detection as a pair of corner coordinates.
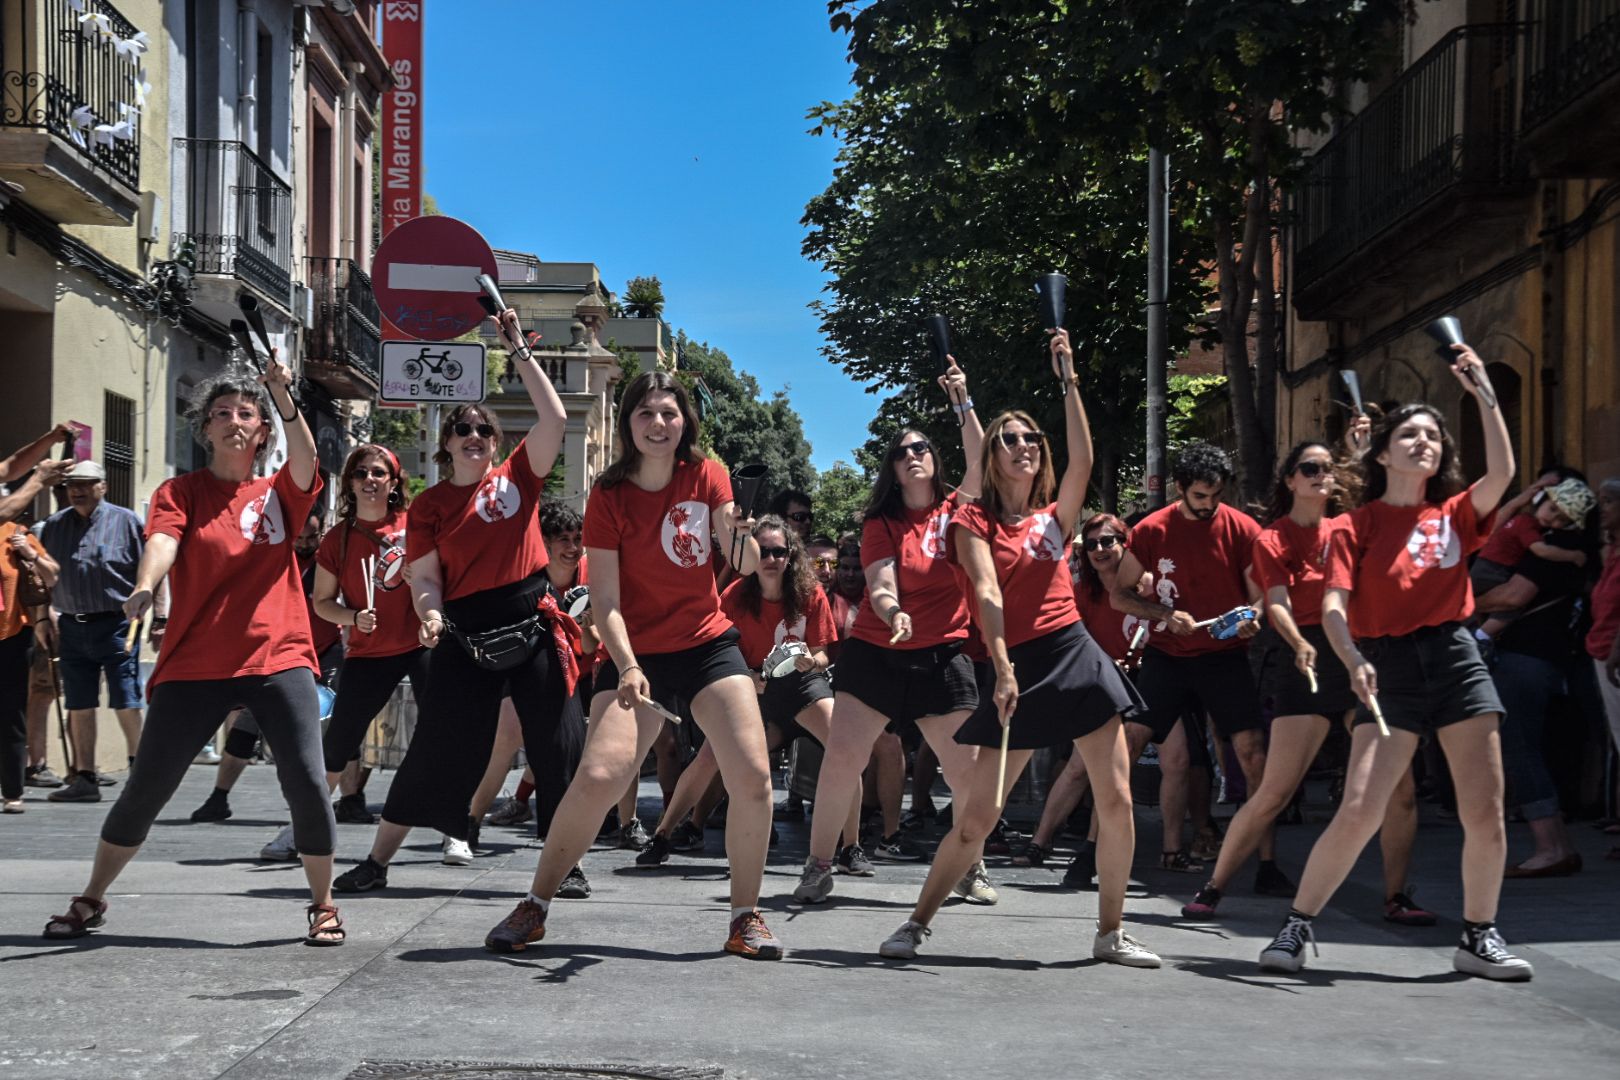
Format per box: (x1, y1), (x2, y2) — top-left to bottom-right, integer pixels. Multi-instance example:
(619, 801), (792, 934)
(1262, 440), (1342, 525)
(735, 516), (815, 629)
(432, 404), (504, 469)
(863, 428), (949, 521)
(336, 443), (408, 523)
(977, 410), (1056, 523)
(598, 371), (705, 490)
(1075, 512), (1129, 602)
(1358, 404), (1463, 506)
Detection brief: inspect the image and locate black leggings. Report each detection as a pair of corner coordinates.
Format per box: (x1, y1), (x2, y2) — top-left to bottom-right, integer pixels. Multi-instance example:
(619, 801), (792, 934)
(321, 648), (431, 774)
(532, 682), (585, 836)
(0, 628), (32, 800)
(381, 576), (567, 841)
(101, 668), (334, 854)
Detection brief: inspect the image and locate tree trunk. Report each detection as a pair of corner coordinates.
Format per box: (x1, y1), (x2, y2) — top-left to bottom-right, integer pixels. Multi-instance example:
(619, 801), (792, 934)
(1214, 216), (1266, 502)
(1254, 203), (1278, 486)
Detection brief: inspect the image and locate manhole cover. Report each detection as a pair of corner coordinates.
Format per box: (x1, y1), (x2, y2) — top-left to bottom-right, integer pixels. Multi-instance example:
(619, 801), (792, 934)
(346, 1063), (726, 1080)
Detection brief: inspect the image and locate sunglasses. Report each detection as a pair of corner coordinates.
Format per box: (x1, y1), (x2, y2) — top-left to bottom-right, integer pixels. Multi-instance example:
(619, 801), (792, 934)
(998, 431), (1044, 449)
(759, 545), (790, 560)
(1082, 534), (1121, 552)
(350, 466), (392, 480)
(891, 440), (932, 461)
(812, 556), (838, 569)
(784, 510), (814, 524)
(1293, 461), (1330, 478)
(452, 422), (496, 439)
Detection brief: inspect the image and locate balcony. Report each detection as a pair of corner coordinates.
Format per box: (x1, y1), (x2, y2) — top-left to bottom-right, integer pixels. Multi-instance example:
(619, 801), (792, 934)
(1292, 24), (1531, 320)
(304, 257), (381, 398)
(0, 0), (143, 224)
(1521, 1), (1620, 176)
(173, 138), (293, 311)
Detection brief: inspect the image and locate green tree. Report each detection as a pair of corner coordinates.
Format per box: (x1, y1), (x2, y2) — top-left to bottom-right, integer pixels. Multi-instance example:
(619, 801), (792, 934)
(622, 275), (666, 319)
(674, 333), (816, 501)
(812, 457), (874, 542)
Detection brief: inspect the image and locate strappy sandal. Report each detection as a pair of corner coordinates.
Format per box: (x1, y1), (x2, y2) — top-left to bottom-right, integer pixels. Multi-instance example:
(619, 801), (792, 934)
(1160, 850), (1204, 873)
(43, 895), (107, 939)
(1013, 841), (1050, 867)
(305, 903), (345, 947)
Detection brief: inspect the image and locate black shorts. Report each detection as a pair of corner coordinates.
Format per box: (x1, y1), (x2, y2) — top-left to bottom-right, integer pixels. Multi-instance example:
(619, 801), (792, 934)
(833, 636), (979, 726)
(1132, 646), (1262, 742)
(761, 669), (834, 742)
(1353, 622), (1503, 734)
(955, 622), (1143, 750)
(596, 628), (753, 719)
(1273, 624), (1359, 719)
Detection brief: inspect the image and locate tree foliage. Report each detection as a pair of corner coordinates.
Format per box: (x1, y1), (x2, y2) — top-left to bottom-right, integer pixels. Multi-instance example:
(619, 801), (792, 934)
(812, 456), (876, 543)
(622, 275), (666, 319)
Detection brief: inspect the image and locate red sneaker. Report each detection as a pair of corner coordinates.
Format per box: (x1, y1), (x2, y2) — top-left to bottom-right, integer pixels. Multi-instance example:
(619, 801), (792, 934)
(724, 910), (784, 961)
(484, 899), (548, 952)
(1181, 883), (1223, 918)
(1383, 892), (1437, 927)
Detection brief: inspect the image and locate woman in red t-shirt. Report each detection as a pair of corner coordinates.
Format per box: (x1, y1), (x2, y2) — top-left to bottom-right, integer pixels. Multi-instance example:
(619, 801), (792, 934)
(490, 371), (785, 961)
(332, 309), (571, 900)
(1184, 439), (1428, 926)
(635, 516), (863, 866)
(878, 330), (1157, 967)
(793, 360), (986, 906)
(1258, 343), (1534, 982)
(45, 358), (343, 946)
(1589, 479), (1620, 861)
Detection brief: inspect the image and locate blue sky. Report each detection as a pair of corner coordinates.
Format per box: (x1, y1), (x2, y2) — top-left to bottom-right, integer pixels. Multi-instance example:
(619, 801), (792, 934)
(420, 1), (871, 471)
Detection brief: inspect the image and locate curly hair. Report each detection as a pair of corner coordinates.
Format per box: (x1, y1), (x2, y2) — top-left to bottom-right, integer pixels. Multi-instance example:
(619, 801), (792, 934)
(734, 515), (815, 630)
(1357, 404), (1463, 506)
(335, 444), (408, 522)
(187, 367), (277, 464)
(1074, 512), (1130, 602)
(540, 501), (583, 539)
(597, 371), (705, 490)
(1262, 441), (1342, 525)
(864, 428), (949, 522)
(1172, 441), (1234, 492)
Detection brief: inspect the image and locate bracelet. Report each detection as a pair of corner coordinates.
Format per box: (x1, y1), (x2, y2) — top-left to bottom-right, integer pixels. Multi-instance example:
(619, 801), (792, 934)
(620, 664), (643, 677)
(277, 405), (298, 423)
(951, 397), (975, 414)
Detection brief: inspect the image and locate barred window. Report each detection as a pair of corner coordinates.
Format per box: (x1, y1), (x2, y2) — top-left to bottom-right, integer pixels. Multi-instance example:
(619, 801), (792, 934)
(104, 391), (135, 509)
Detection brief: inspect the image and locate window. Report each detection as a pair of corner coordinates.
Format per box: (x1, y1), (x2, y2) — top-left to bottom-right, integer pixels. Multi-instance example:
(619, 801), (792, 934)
(104, 391), (135, 509)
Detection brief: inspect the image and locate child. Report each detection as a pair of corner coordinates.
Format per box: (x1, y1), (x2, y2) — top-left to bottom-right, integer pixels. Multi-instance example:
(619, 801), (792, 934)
(1471, 477), (1594, 637)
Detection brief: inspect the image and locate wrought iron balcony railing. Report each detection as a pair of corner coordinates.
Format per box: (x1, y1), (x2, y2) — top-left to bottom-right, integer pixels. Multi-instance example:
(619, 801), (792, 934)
(174, 138), (294, 303)
(1522, 0), (1620, 133)
(305, 257), (382, 388)
(0, 0), (144, 189)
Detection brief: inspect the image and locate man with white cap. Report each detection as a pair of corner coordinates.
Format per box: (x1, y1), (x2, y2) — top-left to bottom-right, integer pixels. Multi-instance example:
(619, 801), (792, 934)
(39, 461), (156, 802)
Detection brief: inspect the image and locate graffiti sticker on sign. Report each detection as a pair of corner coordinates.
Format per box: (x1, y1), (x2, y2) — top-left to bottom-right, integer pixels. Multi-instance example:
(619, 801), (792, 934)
(378, 340), (487, 405)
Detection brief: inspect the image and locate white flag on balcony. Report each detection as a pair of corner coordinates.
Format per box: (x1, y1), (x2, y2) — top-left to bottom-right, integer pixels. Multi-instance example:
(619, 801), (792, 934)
(69, 104), (97, 148)
(93, 121), (134, 146)
(115, 32), (150, 61)
(133, 68), (153, 108)
(79, 12), (115, 40)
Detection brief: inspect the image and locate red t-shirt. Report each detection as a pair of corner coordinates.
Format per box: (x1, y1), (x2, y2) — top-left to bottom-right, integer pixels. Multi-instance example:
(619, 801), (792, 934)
(406, 443), (549, 603)
(1584, 550), (1620, 661)
(827, 589), (854, 641)
(1072, 577), (1150, 662)
(1126, 501), (1260, 657)
(146, 466), (322, 689)
(316, 509), (418, 659)
(1325, 488), (1497, 640)
(850, 495), (969, 650)
(720, 580), (838, 669)
(948, 501), (1078, 648)
(1478, 511), (1543, 566)
(1250, 515), (1342, 628)
(582, 456), (734, 655)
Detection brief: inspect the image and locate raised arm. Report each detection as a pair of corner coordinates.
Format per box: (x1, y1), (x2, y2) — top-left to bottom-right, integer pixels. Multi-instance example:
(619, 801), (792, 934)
(1449, 344), (1515, 520)
(940, 358), (985, 497)
(261, 352), (317, 492)
(493, 309), (567, 481)
(0, 459), (72, 524)
(1049, 330), (1093, 535)
(0, 424), (74, 484)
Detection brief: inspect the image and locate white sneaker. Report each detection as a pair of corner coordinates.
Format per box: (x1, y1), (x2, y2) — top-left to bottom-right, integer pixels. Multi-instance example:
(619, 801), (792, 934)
(259, 824), (297, 861)
(951, 860), (999, 905)
(879, 920), (930, 960)
(1092, 927), (1161, 968)
(194, 744), (221, 765)
(441, 835), (473, 866)
(1453, 926), (1534, 982)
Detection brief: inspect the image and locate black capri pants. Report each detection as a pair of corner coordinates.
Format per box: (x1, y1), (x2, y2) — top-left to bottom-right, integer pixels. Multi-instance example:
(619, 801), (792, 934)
(321, 647), (431, 774)
(101, 667), (334, 855)
(381, 574), (568, 841)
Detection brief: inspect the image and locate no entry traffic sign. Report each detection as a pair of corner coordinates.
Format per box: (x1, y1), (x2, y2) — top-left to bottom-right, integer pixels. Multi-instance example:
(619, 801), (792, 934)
(372, 215), (499, 340)
(379, 340), (487, 405)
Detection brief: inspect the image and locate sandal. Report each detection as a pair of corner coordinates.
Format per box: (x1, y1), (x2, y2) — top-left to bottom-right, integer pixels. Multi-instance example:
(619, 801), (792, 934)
(1160, 850), (1204, 873)
(305, 903), (345, 947)
(43, 895), (107, 939)
(1012, 841), (1050, 867)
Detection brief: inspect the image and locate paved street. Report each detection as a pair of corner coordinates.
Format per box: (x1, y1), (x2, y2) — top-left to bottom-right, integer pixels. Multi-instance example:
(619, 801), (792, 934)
(2, 763), (1617, 1080)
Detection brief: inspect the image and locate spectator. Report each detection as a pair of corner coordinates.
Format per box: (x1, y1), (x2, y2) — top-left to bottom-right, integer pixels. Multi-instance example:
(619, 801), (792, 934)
(39, 462), (151, 803)
(2, 513), (59, 811)
(1583, 477), (1620, 861)
(767, 488), (815, 542)
(0, 425), (76, 524)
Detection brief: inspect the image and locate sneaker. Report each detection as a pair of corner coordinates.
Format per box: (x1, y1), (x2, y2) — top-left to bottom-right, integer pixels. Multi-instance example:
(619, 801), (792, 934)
(793, 856), (835, 903)
(635, 832), (671, 867)
(1453, 925), (1534, 981)
(1181, 883), (1223, 918)
(1159, 850), (1204, 874)
(773, 797), (805, 821)
(484, 899), (548, 953)
(837, 843), (875, 877)
(879, 920), (930, 960)
(1190, 825), (1224, 862)
(259, 824), (297, 861)
(556, 865), (592, 899)
(724, 910), (784, 960)
(618, 817), (651, 850)
(1253, 861), (1297, 898)
(47, 772), (101, 803)
(189, 790), (232, 823)
(670, 820), (704, 853)
(952, 861), (998, 905)
(487, 797), (532, 827)
(25, 765), (64, 789)
(1383, 891), (1438, 927)
(1063, 848), (1097, 890)
(333, 856), (388, 892)
(193, 744), (221, 765)
(1258, 913), (1317, 973)
(334, 793), (376, 825)
(1093, 927), (1162, 968)
(870, 832), (923, 862)
(441, 835), (473, 866)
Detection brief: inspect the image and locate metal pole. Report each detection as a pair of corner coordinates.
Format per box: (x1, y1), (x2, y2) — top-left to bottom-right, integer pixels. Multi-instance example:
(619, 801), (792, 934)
(1145, 148), (1169, 509)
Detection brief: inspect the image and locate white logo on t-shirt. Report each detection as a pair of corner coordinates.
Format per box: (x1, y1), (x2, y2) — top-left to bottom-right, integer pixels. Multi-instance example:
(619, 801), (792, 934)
(239, 490), (286, 546)
(919, 508), (952, 560)
(661, 500), (711, 568)
(1406, 516), (1460, 570)
(474, 474), (522, 523)
(775, 615), (807, 647)
(1153, 557), (1179, 631)
(1024, 513), (1065, 561)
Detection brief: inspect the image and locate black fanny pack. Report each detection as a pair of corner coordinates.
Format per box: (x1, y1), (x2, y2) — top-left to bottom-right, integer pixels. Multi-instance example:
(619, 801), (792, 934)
(448, 612), (547, 672)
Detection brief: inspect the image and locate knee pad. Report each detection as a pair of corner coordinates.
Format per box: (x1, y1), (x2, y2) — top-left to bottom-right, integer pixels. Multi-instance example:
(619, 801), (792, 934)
(224, 726), (260, 761)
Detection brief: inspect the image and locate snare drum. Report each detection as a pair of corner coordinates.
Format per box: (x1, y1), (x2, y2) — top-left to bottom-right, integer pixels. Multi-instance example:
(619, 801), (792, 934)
(763, 640), (809, 679)
(561, 584), (591, 620)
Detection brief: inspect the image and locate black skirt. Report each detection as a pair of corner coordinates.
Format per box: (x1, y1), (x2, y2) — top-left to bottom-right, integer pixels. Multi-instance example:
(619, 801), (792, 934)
(954, 621), (1144, 750)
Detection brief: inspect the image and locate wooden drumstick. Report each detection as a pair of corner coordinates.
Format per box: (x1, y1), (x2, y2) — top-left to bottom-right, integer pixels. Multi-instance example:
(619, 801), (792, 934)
(995, 724), (1011, 807)
(637, 694), (683, 725)
(1368, 694), (1390, 738)
(124, 617), (141, 653)
(1306, 666), (1318, 695)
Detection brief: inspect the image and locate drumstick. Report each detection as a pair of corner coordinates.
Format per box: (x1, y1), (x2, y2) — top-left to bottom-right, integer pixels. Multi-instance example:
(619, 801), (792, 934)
(637, 694), (683, 725)
(889, 627), (905, 644)
(363, 555), (376, 612)
(1305, 666), (1318, 695)
(1367, 694), (1391, 738)
(994, 724), (1011, 807)
(124, 617), (141, 653)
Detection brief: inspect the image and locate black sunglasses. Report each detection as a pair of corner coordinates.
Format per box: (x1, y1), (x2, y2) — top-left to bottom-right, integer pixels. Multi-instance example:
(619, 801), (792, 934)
(1082, 534), (1121, 552)
(891, 439), (932, 461)
(759, 545), (790, 560)
(350, 466), (392, 480)
(784, 510), (814, 524)
(452, 421), (496, 438)
(1293, 461), (1330, 478)
(998, 431), (1044, 449)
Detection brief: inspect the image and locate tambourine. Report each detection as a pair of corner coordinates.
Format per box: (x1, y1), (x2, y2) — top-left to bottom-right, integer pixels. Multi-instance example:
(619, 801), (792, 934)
(1194, 606), (1259, 641)
(561, 584), (591, 620)
(763, 640), (809, 679)
(376, 545), (407, 592)
(316, 684), (337, 722)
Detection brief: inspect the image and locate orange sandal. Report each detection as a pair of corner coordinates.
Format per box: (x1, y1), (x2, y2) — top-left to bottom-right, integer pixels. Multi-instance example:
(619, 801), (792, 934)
(43, 895), (107, 939)
(305, 902), (345, 947)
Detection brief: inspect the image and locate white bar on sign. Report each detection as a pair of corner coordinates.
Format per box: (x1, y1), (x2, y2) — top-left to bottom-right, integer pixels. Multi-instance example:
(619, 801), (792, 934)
(388, 263), (484, 292)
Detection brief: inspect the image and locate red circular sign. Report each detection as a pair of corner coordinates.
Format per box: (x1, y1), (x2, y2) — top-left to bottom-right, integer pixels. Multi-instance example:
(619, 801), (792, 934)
(1147, 475), (1163, 493)
(372, 216), (499, 341)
